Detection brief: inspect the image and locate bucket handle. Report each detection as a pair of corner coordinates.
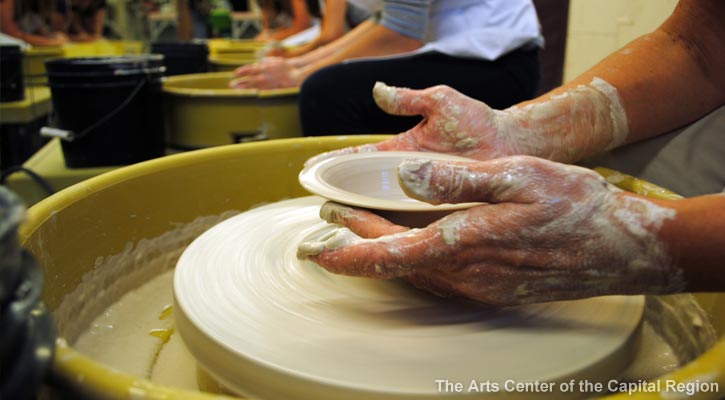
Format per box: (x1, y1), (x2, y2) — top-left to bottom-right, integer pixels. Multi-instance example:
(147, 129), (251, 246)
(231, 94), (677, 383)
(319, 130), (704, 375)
(41, 79), (146, 142)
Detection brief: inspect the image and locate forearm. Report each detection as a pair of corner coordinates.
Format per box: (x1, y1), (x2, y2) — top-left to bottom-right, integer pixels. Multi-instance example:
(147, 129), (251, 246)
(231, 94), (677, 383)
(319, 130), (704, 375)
(653, 194), (725, 292)
(497, 0), (725, 163)
(298, 22), (420, 81)
(267, 0), (312, 40)
(284, 30), (340, 58)
(290, 19), (375, 67)
(315, 0), (347, 45)
(564, 0), (724, 143)
(92, 10), (105, 37)
(176, 1), (193, 40)
(1, 22), (58, 45)
(265, 25), (307, 40)
(285, 0), (346, 57)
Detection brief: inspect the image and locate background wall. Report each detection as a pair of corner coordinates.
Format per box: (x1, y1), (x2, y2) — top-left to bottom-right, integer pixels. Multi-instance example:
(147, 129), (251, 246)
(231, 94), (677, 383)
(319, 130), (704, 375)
(563, 0), (678, 82)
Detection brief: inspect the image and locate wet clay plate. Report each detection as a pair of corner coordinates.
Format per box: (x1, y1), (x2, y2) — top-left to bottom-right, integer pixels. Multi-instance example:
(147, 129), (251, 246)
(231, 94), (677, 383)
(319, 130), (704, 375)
(298, 151), (481, 212)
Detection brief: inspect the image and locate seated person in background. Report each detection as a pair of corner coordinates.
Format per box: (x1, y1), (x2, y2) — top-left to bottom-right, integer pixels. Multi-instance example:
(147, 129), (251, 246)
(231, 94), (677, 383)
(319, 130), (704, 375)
(266, 0), (377, 58)
(232, 0), (543, 137)
(53, 0), (107, 42)
(176, 0), (211, 40)
(297, 0), (725, 305)
(256, 0), (313, 41)
(0, 0), (67, 45)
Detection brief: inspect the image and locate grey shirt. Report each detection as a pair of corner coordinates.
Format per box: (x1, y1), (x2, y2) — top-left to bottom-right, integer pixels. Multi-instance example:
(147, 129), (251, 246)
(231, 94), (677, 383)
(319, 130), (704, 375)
(587, 106), (725, 197)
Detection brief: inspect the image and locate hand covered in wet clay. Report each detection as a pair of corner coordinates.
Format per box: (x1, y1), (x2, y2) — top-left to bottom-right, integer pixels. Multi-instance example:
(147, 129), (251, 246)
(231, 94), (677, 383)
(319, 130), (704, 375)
(304, 79), (628, 167)
(230, 57), (301, 89)
(298, 156), (682, 305)
(304, 82), (513, 166)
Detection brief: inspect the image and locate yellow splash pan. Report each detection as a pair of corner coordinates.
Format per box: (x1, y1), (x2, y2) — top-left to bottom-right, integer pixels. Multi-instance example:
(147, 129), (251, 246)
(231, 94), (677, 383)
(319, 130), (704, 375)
(22, 41), (144, 86)
(206, 38), (269, 57)
(163, 72), (302, 148)
(208, 55), (259, 72)
(19, 136), (725, 399)
(205, 39), (269, 71)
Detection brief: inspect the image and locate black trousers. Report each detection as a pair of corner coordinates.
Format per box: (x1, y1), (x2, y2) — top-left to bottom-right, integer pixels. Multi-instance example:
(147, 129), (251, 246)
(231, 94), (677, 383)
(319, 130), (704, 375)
(299, 49), (540, 136)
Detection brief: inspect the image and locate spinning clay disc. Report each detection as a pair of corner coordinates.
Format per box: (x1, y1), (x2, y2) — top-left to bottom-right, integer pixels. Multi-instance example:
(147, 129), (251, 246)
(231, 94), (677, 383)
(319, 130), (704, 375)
(174, 196), (644, 399)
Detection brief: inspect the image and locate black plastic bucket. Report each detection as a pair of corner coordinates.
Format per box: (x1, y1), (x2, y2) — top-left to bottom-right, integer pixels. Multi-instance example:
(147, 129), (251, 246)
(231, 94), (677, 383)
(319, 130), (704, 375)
(45, 56), (166, 168)
(0, 46), (25, 103)
(150, 41), (209, 76)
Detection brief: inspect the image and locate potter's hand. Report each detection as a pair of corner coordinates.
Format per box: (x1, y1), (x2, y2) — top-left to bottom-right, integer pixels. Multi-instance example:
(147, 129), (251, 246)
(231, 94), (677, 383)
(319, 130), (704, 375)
(304, 78), (629, 168)
(230, 57), (301, 89)
(298, 156), (682, 305)
(303, 82), (515, 167)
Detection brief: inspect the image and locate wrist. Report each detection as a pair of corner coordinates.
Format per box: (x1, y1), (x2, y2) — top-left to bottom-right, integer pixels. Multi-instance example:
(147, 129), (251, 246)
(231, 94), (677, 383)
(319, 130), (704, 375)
(290, 67), (304, 86)
(497, 78), (630, 163)
(650, 195), (725, 292)
(598, 192), (683, 296)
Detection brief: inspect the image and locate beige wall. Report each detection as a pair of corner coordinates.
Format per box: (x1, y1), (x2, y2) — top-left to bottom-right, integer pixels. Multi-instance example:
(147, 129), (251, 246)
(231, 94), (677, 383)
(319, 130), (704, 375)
(563, 0), (678, 82)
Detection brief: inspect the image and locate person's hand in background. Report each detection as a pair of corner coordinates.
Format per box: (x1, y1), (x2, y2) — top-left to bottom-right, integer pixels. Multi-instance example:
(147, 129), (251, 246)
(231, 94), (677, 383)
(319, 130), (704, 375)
(230, 57), (301, 89)
(298, 156), (701, 305)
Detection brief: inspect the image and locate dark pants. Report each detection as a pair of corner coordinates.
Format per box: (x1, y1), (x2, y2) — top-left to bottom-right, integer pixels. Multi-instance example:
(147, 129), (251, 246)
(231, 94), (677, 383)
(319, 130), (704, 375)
(299, 49), (540, 136)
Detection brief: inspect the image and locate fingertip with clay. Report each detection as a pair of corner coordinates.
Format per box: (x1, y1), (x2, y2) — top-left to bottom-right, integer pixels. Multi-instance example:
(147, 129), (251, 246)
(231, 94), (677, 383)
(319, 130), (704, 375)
(319, 201), (408, 239)
(397, 159), (485, 205)
(296, 226), (359, 258)
(397, 159), (438, 203)
(372, 81), (400, 113)
(296, 229), (408, 279)
(372, 81), (424, 116)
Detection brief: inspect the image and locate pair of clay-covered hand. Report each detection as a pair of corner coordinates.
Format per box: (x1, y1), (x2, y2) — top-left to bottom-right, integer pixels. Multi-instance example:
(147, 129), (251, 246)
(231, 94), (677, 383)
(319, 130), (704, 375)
(298, 82), (682, 305)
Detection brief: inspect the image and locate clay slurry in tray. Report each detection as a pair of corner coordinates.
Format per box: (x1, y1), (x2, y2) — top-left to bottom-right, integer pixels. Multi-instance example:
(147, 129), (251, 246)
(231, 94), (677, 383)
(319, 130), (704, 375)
(173, 196), (645, 399)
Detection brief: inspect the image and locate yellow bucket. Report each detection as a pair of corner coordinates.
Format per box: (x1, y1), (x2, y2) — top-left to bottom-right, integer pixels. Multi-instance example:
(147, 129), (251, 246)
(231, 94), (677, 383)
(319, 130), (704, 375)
(162, 72), (302, 148)
(18, 137), (725, 399)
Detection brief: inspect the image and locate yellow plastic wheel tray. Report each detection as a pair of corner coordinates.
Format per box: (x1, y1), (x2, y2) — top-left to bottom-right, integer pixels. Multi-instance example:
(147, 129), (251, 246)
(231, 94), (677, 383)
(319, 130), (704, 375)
(22, 46), (63, 86)
(0, 86), (52, 123)
(208, 55), (258, 72)
(17, 136), (725, 400)
(163, 72), (302, 148)
(22, 40), (144, 86)
(206, 38), (268, 57)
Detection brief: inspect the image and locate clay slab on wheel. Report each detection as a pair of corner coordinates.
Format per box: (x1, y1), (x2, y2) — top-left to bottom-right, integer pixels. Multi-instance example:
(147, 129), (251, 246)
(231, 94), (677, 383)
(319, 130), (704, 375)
(174, 197), (644, 400)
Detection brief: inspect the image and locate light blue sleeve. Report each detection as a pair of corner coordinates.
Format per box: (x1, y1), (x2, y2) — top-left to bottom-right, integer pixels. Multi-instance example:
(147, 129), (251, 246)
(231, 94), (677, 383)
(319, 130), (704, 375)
(379, 0), (433, 40)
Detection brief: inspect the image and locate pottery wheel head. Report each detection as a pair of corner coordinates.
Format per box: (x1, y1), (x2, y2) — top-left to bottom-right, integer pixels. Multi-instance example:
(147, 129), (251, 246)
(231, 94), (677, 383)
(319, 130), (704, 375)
(174, 196), (644, 399)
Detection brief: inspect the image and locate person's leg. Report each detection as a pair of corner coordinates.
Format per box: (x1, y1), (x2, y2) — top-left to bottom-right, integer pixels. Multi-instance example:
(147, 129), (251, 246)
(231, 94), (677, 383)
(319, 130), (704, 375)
(299, 49), (540, 136)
